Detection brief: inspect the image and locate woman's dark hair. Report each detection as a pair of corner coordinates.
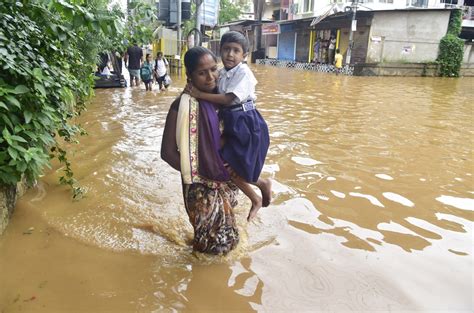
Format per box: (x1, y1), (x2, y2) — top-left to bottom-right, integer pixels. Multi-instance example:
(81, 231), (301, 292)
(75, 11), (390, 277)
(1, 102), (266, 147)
(146, 53), (151, 58)
(184, 46), (217, 75)
(220, 31), (248, 53)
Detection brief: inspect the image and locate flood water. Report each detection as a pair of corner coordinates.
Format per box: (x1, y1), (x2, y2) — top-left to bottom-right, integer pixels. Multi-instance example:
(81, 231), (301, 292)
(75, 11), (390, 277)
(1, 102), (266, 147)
(0, 66), (473, 312)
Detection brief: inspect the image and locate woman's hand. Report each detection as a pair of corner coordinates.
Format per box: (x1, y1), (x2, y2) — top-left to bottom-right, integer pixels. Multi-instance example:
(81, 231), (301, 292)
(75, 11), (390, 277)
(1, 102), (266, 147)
(184, 82), (200, 99)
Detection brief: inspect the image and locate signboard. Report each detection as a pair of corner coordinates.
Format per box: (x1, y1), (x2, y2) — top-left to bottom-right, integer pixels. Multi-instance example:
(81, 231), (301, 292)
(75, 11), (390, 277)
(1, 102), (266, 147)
(351, 20), (357, 31)
(262, 23), (280, 35)
(197, 0), (219, 27)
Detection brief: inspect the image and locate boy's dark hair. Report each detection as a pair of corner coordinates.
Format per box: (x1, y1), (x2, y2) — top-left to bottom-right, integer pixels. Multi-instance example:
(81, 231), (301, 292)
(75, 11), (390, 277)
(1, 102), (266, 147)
(336, 49), (340, 53)
(220, 31), (249, 53)
(184, 46), (217, 75)
(157, 51), (163, 57)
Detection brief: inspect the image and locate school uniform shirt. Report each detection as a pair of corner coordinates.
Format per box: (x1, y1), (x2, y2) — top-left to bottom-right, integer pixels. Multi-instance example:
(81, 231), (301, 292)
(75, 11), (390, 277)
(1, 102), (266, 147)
(155, 58), (168, 77)
(218, 63), (257, 105)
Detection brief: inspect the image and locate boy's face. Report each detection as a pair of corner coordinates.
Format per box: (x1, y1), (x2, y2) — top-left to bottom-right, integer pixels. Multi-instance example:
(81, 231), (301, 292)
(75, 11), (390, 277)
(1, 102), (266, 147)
(220, 42), (247, 69)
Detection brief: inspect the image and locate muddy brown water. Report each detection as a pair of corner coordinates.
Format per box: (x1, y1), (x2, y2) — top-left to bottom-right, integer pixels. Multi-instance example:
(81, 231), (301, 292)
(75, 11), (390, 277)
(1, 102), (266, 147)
(0, 66), (473, 312)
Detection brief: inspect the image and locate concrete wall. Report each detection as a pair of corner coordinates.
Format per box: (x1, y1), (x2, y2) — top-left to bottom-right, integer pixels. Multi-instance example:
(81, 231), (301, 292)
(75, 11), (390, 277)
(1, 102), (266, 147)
(464, 42), (474, 64)
(353, 62), (440, 76)
(367, 10), (450, 63)
(460, 63), (474, 76)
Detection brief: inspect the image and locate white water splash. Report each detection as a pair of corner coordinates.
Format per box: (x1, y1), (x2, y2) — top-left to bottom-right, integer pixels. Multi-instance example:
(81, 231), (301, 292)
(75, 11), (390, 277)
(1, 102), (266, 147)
(349, 192), (385, 207)
(436, 195), (474, 211)
(375, 174), (394, 181)
(383, 192), (415, 207)
(330, 190), (346, 198)
(291, 156), (323, 166)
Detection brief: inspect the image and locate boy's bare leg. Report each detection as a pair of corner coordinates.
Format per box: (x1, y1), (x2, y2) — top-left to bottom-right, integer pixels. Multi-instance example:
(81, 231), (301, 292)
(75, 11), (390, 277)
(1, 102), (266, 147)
(230, 174), (262, 221)
(255, 178), (272, 207)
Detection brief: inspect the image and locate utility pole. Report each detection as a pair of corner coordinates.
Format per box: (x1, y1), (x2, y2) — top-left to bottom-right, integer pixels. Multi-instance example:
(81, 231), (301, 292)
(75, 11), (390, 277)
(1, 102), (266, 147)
(345, 0), (358, 65)
(195, 0), (203, 47)
(177, 0), (182, 68)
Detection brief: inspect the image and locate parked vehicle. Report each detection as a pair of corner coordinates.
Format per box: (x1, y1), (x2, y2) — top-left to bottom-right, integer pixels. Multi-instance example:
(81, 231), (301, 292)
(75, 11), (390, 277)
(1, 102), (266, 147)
(94, 51), (126, 88)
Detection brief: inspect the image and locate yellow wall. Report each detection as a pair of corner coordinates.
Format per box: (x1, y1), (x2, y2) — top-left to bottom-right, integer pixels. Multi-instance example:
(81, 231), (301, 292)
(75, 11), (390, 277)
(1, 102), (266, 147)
(338, 28), (350, 56)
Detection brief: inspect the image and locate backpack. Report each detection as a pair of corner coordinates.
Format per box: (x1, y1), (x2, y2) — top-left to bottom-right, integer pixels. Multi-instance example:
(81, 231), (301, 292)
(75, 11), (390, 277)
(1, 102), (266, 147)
(140, 63), (152, 81)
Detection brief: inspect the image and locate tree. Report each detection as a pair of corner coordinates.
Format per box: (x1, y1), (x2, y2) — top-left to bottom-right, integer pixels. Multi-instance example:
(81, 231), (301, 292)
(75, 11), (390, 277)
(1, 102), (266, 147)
(0, 0), (124, 198)
(219, 0), (241, 25)
(126, 0), (158, 46)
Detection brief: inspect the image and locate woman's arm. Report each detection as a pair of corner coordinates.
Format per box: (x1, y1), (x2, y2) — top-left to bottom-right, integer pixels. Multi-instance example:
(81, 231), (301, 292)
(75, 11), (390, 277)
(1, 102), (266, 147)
(185, 83), (236, 105)
(195, 90), (236, 106)
(161, 101), (180, 171)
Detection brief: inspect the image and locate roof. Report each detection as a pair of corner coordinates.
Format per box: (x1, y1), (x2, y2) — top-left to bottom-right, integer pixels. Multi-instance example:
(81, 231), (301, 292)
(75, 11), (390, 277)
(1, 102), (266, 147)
(217, 19), (273, 28)
(312, 7), (457, 26)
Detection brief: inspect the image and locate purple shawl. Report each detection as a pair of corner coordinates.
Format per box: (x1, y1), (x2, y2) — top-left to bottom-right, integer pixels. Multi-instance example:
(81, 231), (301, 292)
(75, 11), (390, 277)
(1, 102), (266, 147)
(197, 100), (230, 182)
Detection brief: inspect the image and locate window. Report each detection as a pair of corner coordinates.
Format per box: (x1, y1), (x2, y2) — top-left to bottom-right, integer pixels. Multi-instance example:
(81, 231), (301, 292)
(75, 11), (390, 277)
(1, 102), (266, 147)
(301, 0), (314, 12)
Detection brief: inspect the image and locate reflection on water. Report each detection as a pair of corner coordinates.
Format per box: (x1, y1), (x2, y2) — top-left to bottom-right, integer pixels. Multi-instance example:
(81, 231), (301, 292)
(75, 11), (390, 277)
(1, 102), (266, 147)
(0, 67), (473, 312)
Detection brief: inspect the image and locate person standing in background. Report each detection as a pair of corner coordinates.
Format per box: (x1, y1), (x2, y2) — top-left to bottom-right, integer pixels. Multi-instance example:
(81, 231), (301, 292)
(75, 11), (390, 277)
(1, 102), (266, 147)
(141, 54), (154, 91)
(312, 38), (320, 64)
(334, 49), (343, 75)
(328, 35), (336, 65)
(124, 40), (143, 87)
(154, 51), (169, 91)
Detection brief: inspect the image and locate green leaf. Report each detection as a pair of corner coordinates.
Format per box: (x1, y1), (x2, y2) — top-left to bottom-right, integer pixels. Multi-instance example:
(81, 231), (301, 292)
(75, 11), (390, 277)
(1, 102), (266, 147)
(5, 95), (21, 109)
(34, 83), (46, 97)
(85, 12), (94, 21)
(12, 144), (27, 153)
(7, 147), (18, 160)
(58, 31), (67, 41)
(73, 14), (84, 28)
(33, 68), (43, 81)
(91, 21), (100, 32)
(13, 85), (29, 94)
(1, 114), (13, 129)
(2, 127), (11, 139)
(16, 161), (27, 172)
(24, 151), (32, 163)
(10, 135), (27, 143)
(0, 101), (8, 111)
(24, 111), (33, 123)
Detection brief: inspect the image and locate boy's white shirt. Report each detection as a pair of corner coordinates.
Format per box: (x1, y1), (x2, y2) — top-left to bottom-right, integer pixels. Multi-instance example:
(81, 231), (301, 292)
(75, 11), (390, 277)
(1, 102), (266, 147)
(218, 62), (257, 105)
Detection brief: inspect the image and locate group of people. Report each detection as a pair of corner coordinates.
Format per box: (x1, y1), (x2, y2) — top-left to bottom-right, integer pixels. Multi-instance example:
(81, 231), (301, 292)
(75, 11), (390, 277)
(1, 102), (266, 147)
(313, 34), (343, 74)
(161, 31), (272, 255)
(124, 42), (170, 91)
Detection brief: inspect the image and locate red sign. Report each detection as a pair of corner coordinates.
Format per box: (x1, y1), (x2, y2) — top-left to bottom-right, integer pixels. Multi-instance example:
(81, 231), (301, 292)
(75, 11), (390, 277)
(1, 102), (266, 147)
(262, 23), (280, 35)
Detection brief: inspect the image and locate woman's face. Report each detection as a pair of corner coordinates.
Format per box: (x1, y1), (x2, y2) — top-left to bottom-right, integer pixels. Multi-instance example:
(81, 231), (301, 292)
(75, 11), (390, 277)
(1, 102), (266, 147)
(188, 54), (218, 93)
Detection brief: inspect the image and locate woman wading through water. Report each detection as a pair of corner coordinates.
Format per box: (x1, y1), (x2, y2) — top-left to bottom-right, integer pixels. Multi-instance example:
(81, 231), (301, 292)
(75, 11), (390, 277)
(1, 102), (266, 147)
(161, 47), (240, 254)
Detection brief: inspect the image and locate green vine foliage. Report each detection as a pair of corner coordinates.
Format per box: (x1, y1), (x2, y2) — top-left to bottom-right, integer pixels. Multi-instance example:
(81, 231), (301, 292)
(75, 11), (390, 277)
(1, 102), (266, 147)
(0, 1), (124, 198)
(437, 9), (464, 77)
(127, 0), (158, 46)
(447, 9), (462, 36)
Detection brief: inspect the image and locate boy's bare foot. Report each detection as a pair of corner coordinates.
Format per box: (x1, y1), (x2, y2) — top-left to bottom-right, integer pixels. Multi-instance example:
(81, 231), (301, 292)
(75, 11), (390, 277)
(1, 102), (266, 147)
(259, 178), (272, 207)
(247, 197), (262, 221)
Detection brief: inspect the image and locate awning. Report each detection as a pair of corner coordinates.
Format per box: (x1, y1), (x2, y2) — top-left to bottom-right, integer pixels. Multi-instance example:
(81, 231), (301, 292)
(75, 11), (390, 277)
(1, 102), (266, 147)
(310, 4), (336, 27)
